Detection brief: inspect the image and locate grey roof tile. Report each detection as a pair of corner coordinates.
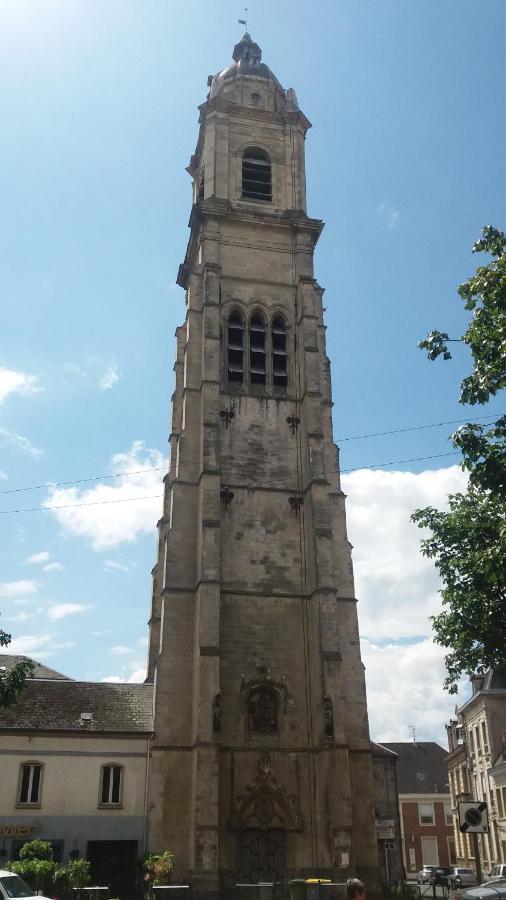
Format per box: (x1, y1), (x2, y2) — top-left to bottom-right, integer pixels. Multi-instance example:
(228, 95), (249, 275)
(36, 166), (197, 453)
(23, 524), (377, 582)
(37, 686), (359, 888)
(381, 742), (449, 794)
(0, 653), (72, 681)
(0, 679), (153, 733)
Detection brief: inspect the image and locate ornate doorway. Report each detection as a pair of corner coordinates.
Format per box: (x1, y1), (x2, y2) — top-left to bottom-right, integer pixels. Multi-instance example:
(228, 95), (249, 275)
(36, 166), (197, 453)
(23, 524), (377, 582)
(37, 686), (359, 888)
(239, 828), (287, 883)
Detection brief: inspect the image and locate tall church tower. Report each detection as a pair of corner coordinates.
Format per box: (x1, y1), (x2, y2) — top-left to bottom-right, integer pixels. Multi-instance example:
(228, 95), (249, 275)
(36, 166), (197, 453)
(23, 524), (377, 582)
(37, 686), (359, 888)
(147, 33), (379, 898)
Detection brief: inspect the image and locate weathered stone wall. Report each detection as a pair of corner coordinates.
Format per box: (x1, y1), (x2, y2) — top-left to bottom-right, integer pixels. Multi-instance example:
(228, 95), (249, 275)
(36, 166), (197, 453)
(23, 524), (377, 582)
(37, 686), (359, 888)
(147, 53), (379, 898)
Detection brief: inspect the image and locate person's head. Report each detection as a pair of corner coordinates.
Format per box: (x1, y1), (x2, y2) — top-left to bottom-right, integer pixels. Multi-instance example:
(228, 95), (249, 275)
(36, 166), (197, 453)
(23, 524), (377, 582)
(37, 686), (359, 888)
(346, 878), (365, 900)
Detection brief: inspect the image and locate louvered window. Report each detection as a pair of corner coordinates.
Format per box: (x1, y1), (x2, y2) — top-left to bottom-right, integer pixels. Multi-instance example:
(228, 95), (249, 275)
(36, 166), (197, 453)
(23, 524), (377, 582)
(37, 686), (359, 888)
(227, 310), (244, 384)
(18, 763), (42, 805)
(249, 314), (266, 385)
(242, 148), (272, 201)
(272, 316), (288, 388)
(100, 764), (123, 806)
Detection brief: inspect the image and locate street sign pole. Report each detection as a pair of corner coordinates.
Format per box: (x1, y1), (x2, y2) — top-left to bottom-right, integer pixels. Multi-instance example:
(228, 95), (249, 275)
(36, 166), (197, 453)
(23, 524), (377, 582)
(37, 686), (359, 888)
(472, 833), (482, 885)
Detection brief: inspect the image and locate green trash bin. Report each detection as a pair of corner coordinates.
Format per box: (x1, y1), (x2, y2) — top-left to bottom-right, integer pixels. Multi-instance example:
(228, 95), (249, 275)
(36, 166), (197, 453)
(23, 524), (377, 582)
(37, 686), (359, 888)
(289, 879), (308, 900)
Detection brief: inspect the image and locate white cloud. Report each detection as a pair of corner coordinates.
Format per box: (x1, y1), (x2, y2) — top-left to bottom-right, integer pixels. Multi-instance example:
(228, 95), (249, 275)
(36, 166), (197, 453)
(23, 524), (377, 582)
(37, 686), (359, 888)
(362, 637), (463, 745)
(378, 201), (400, 231)
(104, 560), (132, 572)
(99, 365), (119, 390)
(0, 366), (42, 405)
(64, 362), (87, 377)
(342, 465), (467, 640)
(44, 441), (165, 550)
(111, 645), (131, 656)
(0, 580), (38, 599)
(3, 611), (31, 623)
(24, 551), (50, 566)
(0, 470), (7, 480)
(47, 603), (91, 621)
(43, 562), (63, 573)
(101, 666), (147, 684)
(6, 633), (53, 657)
(0, 427), (42, 457)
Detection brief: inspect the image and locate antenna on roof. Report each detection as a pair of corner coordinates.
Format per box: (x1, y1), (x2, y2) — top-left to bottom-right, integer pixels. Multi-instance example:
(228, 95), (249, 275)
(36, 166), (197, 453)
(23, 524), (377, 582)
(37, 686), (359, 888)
(409, 724), (416, 742)
(238, 7), (248, 29)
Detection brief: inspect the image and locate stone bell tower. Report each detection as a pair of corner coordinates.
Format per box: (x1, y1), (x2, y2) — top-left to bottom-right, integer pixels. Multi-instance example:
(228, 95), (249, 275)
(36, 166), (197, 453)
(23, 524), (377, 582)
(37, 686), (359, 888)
(147, 33), (379, 899)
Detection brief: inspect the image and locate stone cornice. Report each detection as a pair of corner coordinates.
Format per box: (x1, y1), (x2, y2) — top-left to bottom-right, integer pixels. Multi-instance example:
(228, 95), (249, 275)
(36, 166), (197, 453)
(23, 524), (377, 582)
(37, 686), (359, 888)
(177, 199), (324, 288)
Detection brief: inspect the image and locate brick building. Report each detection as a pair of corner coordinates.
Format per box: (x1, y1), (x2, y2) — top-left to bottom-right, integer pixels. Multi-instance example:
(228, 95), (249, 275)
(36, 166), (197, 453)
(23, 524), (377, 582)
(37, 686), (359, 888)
(446, 671), (506, 872)
(382, 743), (455, 875)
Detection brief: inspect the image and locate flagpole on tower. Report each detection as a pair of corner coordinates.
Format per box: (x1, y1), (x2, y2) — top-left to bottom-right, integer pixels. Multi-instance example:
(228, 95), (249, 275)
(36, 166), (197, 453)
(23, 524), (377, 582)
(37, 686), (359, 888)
(238, 7), (248, 30)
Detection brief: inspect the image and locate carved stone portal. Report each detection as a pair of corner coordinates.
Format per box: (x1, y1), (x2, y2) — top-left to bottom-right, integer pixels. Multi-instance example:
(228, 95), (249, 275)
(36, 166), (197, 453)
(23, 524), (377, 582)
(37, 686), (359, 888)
(229, 754), (303, 832)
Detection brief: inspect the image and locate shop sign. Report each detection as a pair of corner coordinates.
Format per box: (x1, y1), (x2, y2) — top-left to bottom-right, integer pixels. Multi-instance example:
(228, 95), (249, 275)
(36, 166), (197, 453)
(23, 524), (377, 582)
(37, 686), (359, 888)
(0, 825), (33, 837)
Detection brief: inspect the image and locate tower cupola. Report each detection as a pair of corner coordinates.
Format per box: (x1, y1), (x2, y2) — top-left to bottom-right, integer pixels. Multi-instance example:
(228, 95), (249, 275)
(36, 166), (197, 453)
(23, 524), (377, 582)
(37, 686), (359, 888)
(209, 33), (285, 103)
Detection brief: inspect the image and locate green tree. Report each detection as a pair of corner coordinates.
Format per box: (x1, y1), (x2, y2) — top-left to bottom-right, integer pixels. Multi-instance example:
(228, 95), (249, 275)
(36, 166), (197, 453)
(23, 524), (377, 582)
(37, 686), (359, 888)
(413, 226), (506, 693)
(0, 623), (34, 707)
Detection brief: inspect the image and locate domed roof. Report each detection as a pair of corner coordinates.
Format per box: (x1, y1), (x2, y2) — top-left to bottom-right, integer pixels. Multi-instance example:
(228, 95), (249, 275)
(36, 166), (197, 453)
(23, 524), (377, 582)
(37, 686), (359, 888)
(209, 33), (284, 98)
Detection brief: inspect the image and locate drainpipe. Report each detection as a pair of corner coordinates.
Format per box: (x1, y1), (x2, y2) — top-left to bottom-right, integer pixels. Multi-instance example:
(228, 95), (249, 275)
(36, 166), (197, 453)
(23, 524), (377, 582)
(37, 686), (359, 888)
(143, 733), (154, 854)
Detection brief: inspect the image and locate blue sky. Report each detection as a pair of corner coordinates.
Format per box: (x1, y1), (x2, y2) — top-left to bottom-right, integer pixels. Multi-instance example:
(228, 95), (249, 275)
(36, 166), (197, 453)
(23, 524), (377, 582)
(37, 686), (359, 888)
(1, 0), (505, 742)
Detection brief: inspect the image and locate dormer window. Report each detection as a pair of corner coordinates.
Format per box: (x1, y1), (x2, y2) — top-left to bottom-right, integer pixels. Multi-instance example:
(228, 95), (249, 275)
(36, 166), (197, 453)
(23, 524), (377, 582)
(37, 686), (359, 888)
(242, 148), (272, 201)
(249, 313), (266, 385)
(227, 310), (244, 383)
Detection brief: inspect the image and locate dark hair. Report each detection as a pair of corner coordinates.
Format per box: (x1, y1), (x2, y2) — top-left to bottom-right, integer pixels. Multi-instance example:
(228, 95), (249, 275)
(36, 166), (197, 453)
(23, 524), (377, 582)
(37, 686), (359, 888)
(346, 879), (365, 900)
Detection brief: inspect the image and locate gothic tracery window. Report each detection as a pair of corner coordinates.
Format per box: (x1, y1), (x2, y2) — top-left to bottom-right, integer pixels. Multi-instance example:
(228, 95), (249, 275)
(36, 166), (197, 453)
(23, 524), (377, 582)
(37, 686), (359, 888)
(242, 148), (272, 201)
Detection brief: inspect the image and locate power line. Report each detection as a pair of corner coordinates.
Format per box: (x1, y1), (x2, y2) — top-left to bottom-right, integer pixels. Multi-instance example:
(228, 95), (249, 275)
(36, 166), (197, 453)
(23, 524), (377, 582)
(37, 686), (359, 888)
(0, 494), (164, 516)
(0, 450), (465, 515)
(336, 413), (501, 442)
(0, 467), (165, 496)
(1, 412), (501, 498)
(340, 450), (460, 473)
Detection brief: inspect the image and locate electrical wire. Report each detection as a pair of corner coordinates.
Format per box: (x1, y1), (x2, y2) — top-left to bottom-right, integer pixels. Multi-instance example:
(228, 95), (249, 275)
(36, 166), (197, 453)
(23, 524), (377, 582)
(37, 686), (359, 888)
(336, 413), (501, 442)
(0, 413), (500, 498)
(0, 451), (467, 515)
(0, 495), (163, 515)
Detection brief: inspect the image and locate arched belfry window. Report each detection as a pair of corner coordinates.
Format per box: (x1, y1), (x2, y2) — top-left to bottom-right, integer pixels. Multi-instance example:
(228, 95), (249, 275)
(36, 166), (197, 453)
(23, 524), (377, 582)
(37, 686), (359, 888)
(228, 310), (244, 384)
(242, 148), (272, 201)
(249, 313), (267, 385)
(272, 316), (287, 388)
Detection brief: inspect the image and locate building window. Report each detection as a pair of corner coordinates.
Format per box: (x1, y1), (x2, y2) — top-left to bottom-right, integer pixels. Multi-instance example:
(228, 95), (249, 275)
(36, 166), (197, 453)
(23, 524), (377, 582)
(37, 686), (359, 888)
(419, 802), (435, 825)
(249, 313), (267, 385)
(445, 802), (453, 825)
(227, 310), (244, 383)
(99, 764), (123, 807)
(242, 148), (272, 201)
(272, 316), (288, 388)
(17, 763), (43, 806)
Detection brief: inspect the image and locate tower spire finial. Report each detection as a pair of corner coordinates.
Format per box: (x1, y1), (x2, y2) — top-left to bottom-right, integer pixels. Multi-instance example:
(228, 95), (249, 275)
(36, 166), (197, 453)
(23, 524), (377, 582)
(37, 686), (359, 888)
(238, 7), (248, 31)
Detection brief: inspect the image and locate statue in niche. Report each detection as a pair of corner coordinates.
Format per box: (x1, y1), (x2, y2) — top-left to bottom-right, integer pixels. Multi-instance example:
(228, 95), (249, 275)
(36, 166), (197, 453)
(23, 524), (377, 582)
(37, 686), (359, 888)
(213, 694), (222, 733)
(323, 696), (334, 738)
(248, 685), (279, 734)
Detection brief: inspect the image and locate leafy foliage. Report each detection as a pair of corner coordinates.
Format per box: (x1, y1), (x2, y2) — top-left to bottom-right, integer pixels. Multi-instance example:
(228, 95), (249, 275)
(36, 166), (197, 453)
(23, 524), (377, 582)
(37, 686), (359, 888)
(414, 226), (506, 692)
(143, 851), (175, 884)
(7, 842), (90, 899)
(0, 643), (34, 708)
(19, 840), (54, 861)
(0, 624), (35, 707)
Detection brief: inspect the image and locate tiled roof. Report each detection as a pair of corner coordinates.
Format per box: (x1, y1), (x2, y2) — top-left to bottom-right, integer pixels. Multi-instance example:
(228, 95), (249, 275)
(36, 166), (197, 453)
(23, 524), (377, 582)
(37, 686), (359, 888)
(371, 741), (398, 758)
(0, 679), (154, 733)
(381, 742), (449, 794)
(0, 654), (72, 681)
